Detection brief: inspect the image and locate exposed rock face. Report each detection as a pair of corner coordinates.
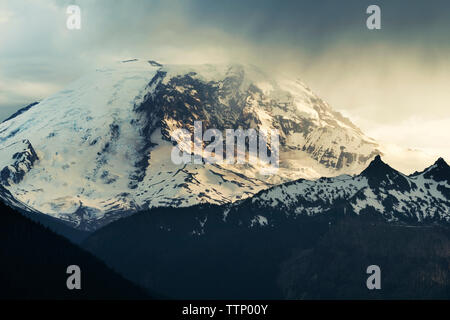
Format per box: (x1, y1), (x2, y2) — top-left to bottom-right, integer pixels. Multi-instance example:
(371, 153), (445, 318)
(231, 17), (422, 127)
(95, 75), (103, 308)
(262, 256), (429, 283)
(0, 139), (38, 186)
(144, 64), (380, 173)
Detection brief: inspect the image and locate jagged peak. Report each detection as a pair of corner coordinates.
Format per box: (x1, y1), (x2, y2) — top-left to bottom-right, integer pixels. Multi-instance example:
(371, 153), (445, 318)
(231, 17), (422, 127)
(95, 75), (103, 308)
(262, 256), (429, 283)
(434, 157), (448, 168)
(360, 155), (397, 177)
(372, 154), (383, 163)
(421, 156), (450, 183)
(358, 155), (414, 191)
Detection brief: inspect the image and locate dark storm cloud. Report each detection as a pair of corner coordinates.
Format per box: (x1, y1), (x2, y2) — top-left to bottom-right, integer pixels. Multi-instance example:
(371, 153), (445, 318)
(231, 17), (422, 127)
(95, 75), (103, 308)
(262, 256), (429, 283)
(185, 0), (450, 51)
(3, 0), (450, 68)
(37, 0), (450, 58)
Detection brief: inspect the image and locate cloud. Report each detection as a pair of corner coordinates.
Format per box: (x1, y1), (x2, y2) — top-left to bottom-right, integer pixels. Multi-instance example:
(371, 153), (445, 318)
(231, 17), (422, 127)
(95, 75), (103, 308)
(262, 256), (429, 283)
(0, 0), (449, 163)
(370, 117), (450, 158)
(0, 78), (60, 106)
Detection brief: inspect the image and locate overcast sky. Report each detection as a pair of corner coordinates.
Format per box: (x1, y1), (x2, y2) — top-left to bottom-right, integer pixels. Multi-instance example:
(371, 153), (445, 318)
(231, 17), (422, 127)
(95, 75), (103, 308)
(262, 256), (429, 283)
(1, 0), (449, 164)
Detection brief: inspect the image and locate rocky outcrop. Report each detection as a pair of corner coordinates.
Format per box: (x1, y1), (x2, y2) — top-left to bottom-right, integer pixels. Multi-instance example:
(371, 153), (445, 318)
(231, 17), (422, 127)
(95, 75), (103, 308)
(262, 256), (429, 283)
(0, 139), (38, 186)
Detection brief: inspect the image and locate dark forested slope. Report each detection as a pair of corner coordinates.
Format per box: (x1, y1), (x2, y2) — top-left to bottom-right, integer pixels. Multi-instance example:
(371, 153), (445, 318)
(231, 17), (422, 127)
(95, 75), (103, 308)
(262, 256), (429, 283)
(0, 200), (149, 299)
(83, 204), (450, 299)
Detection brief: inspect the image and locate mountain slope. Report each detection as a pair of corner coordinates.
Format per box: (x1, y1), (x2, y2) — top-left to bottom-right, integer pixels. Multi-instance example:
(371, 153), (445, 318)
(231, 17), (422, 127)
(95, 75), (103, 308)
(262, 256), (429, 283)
(0, 59), (380, 230)
(0, 199), (149, 299)
(0, 184), (89, 243)
(83, 157), (450, 299)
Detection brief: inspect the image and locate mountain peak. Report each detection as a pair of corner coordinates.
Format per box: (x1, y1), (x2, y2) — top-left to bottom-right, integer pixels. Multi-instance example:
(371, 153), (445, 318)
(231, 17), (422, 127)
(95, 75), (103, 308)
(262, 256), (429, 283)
(360, 155), (393, 177)
(372, 154), (383, 163)
(434, 157), (448, 168)
(359, 154), (413, 191)
(423, 157), (450, 183)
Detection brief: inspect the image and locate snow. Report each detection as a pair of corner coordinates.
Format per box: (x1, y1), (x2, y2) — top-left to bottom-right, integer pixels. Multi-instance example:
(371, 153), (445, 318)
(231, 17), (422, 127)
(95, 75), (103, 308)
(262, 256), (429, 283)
(352, 187), (385, 214)
(0, 140), (32, 169)
(134, 128), (268, 208)
(0, 59), (389, 228)
(250, 215), (268, 227)
(0, 60), (160, 220)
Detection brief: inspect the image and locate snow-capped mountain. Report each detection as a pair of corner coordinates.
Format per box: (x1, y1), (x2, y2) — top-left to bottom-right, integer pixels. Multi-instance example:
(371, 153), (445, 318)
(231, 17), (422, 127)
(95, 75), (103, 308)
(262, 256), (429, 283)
(0, 59), (381, 230)
(232, 155), (450, 225)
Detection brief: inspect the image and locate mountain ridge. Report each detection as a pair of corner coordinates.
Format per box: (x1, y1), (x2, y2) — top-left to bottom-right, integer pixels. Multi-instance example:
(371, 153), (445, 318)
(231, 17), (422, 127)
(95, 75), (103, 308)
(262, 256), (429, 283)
(246, 155), (449, 224)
